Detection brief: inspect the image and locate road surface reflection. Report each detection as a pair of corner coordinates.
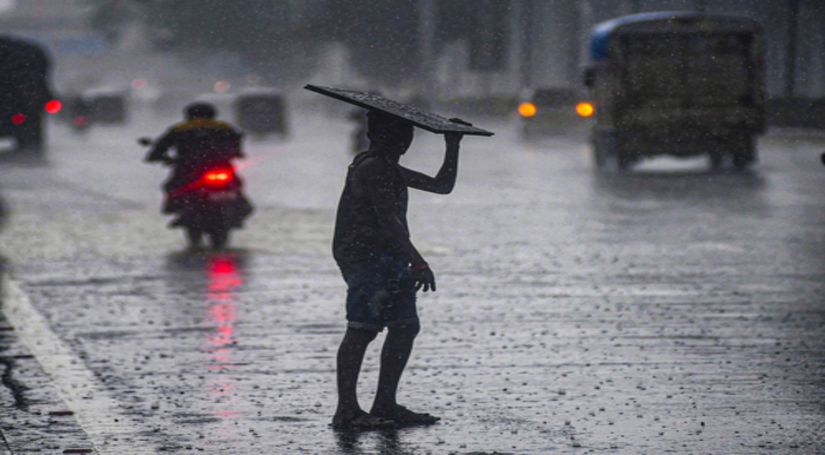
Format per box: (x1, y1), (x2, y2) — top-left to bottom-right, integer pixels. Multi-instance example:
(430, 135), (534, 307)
(204, 253), (244, 442)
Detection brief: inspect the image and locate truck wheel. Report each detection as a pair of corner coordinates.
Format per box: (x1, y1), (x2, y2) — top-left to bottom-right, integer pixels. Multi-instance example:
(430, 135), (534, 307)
(611, 134), (633, 171)
(732, 135), (756, 170)
(16, 118), (43, 153)
(594, 144), (607, 168)
(595, 133), (630, 171)
(732, 152), (753, 170)
(593, 134), (610, 169)
(709, 151), (726, 170)
(617, 153), (634, 171)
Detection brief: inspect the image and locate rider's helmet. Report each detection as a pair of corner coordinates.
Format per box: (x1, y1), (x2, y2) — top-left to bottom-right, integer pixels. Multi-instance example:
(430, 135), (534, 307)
(185, 102), (217, 120)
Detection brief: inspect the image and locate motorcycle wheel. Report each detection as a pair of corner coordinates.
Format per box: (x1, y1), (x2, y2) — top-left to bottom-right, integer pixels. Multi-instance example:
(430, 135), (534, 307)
(209, 229), (230, 250)
(186, 228), (203, 249)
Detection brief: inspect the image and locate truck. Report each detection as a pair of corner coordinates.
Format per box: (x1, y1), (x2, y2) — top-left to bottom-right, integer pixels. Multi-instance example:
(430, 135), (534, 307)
(584, 12), (766, 170)
(0, 35), (59, 153)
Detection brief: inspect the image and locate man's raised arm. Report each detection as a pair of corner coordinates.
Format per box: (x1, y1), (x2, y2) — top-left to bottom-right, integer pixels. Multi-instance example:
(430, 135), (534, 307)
(401, 132), (463, 194)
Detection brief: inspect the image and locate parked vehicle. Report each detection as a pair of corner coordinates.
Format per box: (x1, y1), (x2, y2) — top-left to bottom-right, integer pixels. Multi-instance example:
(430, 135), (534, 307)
(584, 12), (766, 170)
(235, 89), (288, 139)
(64, 94), (92, 133)
(0, 35), (61, 152)
(61, 88), (128, 133)
(517, 87), (594, 140)
(83, 87), (128, 125)
(195, 89), (289, 139)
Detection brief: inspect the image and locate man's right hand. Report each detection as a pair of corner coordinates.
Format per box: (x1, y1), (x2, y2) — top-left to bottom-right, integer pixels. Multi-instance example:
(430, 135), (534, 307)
(412, 265), (436, 292)
(444, 132), (463, 149)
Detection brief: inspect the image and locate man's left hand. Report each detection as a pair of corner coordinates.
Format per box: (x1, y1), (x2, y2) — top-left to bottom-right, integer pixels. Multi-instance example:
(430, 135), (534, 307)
(412, 266), (436, 292)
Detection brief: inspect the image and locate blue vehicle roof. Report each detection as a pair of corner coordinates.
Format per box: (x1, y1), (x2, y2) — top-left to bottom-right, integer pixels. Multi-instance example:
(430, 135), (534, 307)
(589, 12), (756, 61)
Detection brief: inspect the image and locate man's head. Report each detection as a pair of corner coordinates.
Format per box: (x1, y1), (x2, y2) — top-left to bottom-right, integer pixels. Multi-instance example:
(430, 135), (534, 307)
(185, 103), (217, 120)
(367, 111), (414, 156)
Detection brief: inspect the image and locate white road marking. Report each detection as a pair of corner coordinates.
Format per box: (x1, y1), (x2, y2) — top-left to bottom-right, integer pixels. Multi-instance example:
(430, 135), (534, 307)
(0, 428), (12, 455)
(1, 275), (154, 455)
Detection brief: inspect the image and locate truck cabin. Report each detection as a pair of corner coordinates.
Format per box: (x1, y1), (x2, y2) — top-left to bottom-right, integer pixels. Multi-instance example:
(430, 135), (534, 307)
(586, 12), (764, 113)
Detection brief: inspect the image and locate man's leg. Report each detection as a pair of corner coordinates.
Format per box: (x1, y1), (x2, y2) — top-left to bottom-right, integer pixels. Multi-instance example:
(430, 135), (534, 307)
(333, 327), (376, 423)
(371, 322), (439, 425)
(371, 322), (419, 412)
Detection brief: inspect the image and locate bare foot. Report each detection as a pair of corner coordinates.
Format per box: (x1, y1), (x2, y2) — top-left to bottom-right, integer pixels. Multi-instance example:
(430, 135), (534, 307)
(332, 410), (396, 430)
(370, 404), (440, 426)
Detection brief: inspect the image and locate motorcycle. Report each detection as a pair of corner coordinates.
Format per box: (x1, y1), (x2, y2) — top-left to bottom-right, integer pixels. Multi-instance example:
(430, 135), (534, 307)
(139, 138), (253, 249)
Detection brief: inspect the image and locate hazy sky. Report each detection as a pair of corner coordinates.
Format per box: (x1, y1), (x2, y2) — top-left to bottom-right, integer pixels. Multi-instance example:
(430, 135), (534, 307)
(0, 0), (14, 14)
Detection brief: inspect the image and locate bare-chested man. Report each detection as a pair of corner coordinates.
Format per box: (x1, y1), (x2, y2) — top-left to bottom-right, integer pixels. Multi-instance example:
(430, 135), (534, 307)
(331, 110), (463, 430)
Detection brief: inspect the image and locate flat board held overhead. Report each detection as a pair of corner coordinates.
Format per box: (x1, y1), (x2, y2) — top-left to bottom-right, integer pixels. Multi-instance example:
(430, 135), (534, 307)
(304, 85), (494, 137)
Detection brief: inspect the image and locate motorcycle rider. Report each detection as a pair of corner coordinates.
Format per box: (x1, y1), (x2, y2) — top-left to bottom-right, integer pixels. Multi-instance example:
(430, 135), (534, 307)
(145, 102), (247, 218)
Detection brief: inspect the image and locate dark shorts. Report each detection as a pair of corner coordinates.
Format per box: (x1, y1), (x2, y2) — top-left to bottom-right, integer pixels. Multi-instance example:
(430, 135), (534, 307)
(343, 254), (418, 332)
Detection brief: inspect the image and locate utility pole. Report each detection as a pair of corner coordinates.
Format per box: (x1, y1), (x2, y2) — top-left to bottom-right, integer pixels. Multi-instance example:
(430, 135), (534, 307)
(784, 0), (799, 99)
(520, 0), (533, 90)
(418, 0), (436, 100)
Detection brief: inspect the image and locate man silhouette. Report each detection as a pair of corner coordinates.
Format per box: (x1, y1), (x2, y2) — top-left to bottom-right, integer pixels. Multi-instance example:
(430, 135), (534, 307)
(332, 110), (463, 430)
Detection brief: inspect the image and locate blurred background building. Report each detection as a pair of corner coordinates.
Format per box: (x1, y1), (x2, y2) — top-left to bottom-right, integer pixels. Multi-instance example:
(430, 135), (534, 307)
(0, 0), (822, 110)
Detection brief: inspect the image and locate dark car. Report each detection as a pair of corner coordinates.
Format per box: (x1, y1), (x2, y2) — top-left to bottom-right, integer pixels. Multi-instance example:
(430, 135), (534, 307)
(0, 36), (60, 153)
(517, 87), (594, 140)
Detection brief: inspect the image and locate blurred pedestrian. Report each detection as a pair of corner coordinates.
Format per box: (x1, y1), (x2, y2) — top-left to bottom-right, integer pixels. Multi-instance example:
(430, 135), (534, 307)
(331, 110), (463, 430)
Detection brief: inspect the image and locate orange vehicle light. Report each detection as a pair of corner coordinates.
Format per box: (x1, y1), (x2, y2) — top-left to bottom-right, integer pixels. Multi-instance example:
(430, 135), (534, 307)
(576, 102), (594, 117)
(518, 102), (537, 117)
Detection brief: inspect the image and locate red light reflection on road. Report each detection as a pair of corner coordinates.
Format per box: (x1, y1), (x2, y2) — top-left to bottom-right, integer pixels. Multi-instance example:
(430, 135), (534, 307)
(204, 254), (244, 434)
(208, 324), (236, 347)
(208, 258), (243, 300)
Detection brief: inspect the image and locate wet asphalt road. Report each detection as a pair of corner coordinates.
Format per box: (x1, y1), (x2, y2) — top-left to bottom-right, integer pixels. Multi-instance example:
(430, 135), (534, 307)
(0, 106), (824, 454)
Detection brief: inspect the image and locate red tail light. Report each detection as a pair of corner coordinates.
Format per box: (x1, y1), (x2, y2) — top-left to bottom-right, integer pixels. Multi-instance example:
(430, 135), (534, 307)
(45, 100), (62, 114)
(11, 114), (25, 125)
(203, 169), (234, 185)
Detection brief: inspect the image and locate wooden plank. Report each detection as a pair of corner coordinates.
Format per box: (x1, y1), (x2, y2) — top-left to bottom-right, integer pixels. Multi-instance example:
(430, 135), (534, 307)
(304, 85), (494, 137)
